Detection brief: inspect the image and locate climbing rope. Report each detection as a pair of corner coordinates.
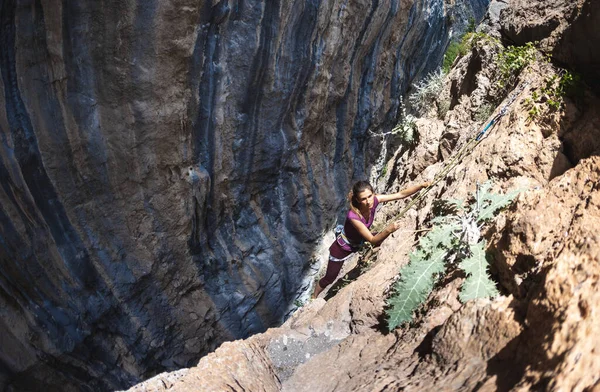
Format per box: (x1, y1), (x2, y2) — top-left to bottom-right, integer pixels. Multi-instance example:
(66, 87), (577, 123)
(387, 81), (530, 223)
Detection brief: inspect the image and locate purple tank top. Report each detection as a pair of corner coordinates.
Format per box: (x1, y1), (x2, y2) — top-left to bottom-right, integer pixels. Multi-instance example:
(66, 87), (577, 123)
(343, 196), (379, 244)
(329, 196), (380, 259)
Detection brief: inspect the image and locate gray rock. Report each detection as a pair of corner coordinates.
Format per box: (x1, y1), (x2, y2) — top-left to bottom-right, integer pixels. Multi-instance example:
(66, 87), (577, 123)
(0, 0), (488, 390)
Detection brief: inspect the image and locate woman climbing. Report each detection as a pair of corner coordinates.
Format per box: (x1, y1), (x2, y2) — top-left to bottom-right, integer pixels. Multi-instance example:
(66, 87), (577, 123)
(312, 180), (430, 299)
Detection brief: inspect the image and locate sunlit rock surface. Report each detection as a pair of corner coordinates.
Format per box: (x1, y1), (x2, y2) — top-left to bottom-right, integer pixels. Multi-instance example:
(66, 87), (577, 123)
(0, 0), (488, 390)
(125, 0), (600, 390)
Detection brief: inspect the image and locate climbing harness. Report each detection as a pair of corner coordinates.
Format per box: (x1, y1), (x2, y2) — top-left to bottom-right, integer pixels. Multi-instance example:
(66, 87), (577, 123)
(335, 224), (364, 251)
(387, 81), (530, 222)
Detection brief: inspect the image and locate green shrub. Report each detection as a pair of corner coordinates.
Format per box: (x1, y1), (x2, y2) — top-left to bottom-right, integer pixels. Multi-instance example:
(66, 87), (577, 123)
(442, 41), (462, 73)
(391, 113), (418, 146)
(442, 32), (498, 74)
(379, 164), (388, 178)
(559, 70), (582, 97)
(497, 42), (537, 88)
(473, 102), (495, 122)
(460, 32), (499, 56)
(386, 183), (521, 329)
(437, 99), (451, 119)
(524, 70), (582, 121)
(466, 17), (476, 33)
(369, 96), (418, 144)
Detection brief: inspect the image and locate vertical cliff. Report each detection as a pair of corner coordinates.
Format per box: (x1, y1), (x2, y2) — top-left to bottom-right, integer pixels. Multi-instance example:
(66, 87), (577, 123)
(123, 1), (600, 391)
(0, 0), (486, 390)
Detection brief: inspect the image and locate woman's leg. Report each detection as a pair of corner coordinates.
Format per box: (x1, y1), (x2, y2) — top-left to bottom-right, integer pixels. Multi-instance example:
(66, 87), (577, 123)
(312, 281), (325, 299)
(312, 259), (344, 298)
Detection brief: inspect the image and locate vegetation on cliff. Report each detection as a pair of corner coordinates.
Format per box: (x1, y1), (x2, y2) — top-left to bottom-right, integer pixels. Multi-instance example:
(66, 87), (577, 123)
(387, 183), (519, 328)
(125, 1), (600, 390)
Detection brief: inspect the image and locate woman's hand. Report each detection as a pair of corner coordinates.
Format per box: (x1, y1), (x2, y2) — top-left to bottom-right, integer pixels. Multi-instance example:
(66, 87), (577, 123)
(378, 181), (433, 203)
(385, 221), (401, 233)
(358, 220), (402, 246)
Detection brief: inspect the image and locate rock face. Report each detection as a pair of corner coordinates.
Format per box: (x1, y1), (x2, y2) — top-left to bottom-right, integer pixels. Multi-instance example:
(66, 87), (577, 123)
(500, 0), (600, 92)
(0, 0), (488, 390)
(489, 156), (600, 391)
(126, 0), (600, 390)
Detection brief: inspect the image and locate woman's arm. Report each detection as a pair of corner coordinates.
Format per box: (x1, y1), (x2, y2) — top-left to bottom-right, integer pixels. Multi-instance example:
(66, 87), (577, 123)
(349, 218), (400, 246)
(376, 181), (431, 203)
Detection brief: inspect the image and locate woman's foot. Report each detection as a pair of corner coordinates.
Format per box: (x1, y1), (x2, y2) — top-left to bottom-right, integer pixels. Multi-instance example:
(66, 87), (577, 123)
(312, 282), (324, 299)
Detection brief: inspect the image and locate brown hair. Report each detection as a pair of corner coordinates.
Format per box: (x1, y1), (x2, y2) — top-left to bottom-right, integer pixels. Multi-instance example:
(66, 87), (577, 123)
(348, 180), (374, 215)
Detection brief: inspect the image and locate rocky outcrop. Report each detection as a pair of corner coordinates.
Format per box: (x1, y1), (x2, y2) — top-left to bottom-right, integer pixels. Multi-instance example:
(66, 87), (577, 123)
(489, 156), (600, 391)
(500, 0), (600, 92)
(126, 0), (600, 390)
(0, 0), (489, 390)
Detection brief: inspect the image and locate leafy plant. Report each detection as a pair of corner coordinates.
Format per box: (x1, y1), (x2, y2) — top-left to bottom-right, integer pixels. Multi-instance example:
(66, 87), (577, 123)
(379, 164), (388, 178)
(459, 241), (499, 301)
(559, 70), (582, 97)
(437, 99), (451, 120)
(466, 17), (476, 34)
(524, 70), (582, 122)
(524, 97), (540, 122)
(390, 96), (419, 146)
(368, 96), (418, 146)
(391, 116), (417, 145)
(460, 32), (499, 56)
(443, 32), (499, 74)
(473, 102), (495, 122)
(386, 182), (520, 329)
(443, 40), (462, 73)
(497, 42), (537, 88)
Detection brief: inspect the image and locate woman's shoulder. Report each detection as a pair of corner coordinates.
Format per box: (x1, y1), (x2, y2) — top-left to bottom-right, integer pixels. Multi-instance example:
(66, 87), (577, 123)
(374, 195), (380, 207)
(347, 209), (362, 221)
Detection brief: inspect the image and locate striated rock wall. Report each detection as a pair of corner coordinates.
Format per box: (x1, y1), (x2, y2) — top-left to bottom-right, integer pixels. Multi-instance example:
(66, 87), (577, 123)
(125, 0), (600, 390)
(0, 0), (488, 390)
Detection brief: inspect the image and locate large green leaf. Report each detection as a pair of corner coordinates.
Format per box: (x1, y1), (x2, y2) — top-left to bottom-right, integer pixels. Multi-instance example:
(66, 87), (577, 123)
(427, 223), (460, 249)
(458, 241), (499, 301)
(387, 248), (448, 329)
(476, 186), (521, 223)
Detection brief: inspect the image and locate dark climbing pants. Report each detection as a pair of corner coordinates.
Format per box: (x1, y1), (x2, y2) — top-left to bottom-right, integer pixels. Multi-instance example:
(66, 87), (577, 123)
(318, 259), (345, 288)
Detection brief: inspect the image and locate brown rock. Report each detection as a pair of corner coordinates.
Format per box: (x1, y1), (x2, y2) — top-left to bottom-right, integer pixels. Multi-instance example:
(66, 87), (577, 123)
(494, 157), (600, 391)
(501, 0), (600, 92)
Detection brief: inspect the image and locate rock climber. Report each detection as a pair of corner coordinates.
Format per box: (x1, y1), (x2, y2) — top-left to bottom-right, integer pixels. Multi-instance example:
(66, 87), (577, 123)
(312, 180), (430, 299)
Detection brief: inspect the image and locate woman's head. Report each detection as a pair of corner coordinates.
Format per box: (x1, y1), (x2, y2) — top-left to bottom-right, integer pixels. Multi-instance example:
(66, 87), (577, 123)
(349, 180), (375, 211)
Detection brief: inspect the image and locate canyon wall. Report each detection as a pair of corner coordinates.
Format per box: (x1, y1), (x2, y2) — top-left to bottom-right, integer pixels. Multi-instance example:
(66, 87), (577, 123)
(0, 0), (487, 390)
(124, 0), (600, 391)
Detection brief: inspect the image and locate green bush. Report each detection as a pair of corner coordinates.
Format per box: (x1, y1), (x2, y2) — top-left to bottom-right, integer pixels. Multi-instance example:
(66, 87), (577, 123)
(443, 32), (498, 74)
(391, 113), (418, 146)
(386, 183), (521, 329)
(473, 102), (495, 122)
(379, 164), (388, 178)
(497, 42), (537, 88)
(461, 32), (499, 55)
(466, 17), (476, 33)
(442, 41), (462, 73)
(437, 99), (451, 120)
(558, 70), (583, 98)
(524, 70), (582, 121)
